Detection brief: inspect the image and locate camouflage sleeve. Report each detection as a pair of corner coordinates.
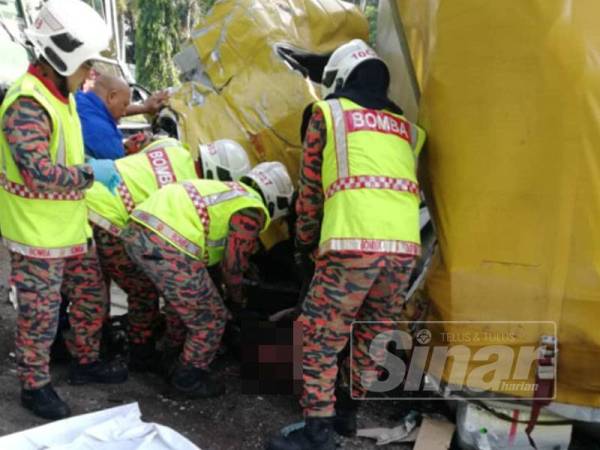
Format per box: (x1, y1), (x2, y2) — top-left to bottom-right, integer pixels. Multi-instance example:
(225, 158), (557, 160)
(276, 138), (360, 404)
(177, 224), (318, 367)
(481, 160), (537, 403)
(295, 109), (326, 253)
(2, 97), (93, 192)
(222, 207), (266, 305)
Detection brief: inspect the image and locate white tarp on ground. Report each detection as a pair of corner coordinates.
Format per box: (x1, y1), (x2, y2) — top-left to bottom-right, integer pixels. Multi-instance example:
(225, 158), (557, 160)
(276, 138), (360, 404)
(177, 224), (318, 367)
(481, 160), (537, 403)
(0, 402), (200, 450)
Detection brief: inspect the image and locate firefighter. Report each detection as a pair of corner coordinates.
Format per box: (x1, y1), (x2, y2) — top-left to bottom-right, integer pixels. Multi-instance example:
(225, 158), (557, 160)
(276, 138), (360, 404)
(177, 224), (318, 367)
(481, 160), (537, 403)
(122, 162), (294, 397)
(0, 0), (128, 420)
(266, 39), (426, 450)
(85, 137), (252, 370)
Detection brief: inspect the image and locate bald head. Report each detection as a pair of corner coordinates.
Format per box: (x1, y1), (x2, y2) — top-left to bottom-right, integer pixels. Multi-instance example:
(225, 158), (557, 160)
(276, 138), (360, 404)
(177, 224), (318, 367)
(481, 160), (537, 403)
(92, 74), (131, 121)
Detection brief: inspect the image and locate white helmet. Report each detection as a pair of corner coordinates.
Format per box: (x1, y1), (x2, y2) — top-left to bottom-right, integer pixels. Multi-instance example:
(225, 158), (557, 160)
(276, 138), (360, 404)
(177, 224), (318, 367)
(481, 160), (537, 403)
(321, 39), (387, 98)
(242, 162), (294, 221)
(199, 139), (251, 181)
(24, 0), (111, 76)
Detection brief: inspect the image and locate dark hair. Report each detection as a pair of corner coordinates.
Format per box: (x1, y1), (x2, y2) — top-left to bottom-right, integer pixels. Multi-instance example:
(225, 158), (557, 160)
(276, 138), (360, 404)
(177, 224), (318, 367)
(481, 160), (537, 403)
(324, 58), (403, 115)
(345, 59), (390, 96)
(36, 55), (69, 97)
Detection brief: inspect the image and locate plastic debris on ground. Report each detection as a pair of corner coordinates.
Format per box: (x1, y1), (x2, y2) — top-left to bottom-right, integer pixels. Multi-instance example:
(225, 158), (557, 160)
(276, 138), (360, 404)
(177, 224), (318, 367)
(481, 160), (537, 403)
(456, 401), (572, 450)
(357, 410), (420, 446)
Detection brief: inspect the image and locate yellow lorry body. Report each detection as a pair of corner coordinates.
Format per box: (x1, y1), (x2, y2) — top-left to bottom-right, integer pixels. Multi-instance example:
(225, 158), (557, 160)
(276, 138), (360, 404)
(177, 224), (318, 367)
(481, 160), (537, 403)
(380, 0), (600, 407)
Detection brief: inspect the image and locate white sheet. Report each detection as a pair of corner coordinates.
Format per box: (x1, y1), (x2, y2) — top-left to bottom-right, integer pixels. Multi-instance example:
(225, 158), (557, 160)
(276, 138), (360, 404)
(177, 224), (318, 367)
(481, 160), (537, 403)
(0, 402), (200, 450)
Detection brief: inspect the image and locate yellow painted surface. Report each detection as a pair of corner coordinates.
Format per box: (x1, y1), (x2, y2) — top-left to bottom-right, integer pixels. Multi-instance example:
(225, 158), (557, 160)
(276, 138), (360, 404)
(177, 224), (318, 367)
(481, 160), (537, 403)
(392, 0), (600, 406)
(169, 0), (368, 246)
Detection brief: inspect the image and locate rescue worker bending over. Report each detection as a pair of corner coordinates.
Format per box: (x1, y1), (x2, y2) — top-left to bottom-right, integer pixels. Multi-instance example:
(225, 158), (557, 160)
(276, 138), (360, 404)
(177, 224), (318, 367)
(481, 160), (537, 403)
(0, 0), (128, 421)
(267, 39), (426, 450)
(85, 138), (251, 371)
(122, 162), (294, 397)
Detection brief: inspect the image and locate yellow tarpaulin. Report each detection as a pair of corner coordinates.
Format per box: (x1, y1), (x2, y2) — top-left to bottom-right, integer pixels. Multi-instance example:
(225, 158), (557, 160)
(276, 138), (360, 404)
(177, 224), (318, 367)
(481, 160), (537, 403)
(169, 0), (368, 246)
(393, 0), (600, 407)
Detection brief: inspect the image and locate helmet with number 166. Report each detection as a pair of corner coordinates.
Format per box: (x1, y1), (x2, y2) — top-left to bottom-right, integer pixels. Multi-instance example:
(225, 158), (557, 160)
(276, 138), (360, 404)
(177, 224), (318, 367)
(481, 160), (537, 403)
(321, 39), (388, 98)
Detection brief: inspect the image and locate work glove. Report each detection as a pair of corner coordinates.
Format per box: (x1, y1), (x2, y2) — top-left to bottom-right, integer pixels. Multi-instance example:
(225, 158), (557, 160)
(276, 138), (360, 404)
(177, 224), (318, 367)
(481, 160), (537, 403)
(124, 132), (151, 155)
(88, 158), (121, 194)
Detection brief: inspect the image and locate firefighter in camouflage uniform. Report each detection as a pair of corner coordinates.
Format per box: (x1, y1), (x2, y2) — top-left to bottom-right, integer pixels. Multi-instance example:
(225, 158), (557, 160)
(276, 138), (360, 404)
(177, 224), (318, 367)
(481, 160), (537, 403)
(122, 162), (294, 398)
(0, 0), (129, 420)
(85, 137), (251, 370)
(267, 39), (426, 450)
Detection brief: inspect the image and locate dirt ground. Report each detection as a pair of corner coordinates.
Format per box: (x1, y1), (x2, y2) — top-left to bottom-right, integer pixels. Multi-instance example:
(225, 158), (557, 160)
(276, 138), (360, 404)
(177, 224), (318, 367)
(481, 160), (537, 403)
(0, 245), (598, 450)
(0, 245), (417, 449)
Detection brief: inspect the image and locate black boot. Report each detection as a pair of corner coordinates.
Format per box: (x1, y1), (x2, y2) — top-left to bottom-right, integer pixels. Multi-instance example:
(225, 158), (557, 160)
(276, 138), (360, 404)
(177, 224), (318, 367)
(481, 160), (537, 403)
(21, 384), (71, 420)
(129, 341), (161, 373)
(158, 345), (182, 381)
(170, 363), (225, 398)
(68, 360), (128, 385)
(333, 387), (359, 437)
(266, 417), (336, 450)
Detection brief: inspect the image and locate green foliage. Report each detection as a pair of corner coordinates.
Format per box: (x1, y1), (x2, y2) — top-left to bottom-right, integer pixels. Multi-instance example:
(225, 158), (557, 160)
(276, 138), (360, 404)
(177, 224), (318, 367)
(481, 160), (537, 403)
(365, 4), (378, 47)
(345, 0), (379, 47)
(135, 0), (180, 90)
(122, 0), (219, 88)
(199, 0), (217, 14)
(173, 0), (218, 40)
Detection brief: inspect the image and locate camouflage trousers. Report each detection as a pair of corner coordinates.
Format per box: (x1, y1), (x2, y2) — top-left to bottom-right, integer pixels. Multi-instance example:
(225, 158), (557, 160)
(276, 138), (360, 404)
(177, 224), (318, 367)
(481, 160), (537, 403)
(298, 254), (415, 417)
(11, 246), (106, 389)
(122, 223), (228, 369)
(93, 226), (160, 344)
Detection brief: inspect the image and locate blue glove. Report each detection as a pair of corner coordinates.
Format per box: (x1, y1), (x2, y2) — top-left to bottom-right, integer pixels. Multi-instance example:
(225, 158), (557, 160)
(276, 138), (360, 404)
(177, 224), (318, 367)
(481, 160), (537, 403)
(88, 158), (121, 194)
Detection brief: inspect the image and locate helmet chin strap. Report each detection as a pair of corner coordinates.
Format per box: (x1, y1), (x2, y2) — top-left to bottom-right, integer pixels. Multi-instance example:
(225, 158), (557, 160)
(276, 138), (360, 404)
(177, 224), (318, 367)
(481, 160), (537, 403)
(56, 75), (69, 98)
(194, 158), (204, 178)
(37, 57), (70, 98)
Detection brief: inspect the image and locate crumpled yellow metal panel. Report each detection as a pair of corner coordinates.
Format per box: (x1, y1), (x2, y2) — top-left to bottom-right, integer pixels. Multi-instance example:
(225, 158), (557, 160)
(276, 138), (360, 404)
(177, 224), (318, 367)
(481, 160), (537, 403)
(169, 0), (368, 246)
(396, 0), (600, 406)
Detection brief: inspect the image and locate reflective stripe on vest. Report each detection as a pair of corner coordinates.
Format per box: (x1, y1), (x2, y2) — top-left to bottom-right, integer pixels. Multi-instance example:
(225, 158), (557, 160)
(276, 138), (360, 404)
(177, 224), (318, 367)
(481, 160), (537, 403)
(2, 237), (88, 259)
(115, 143), (187, 214)
(88, 141), (195, 233)
(116, 174), (136, 214)
(181, 182), (211, 262)
(145, 147), (177, 187)
(318, 99), (424, 257)
(330, 100), (421, 180)
(131, 209), (202, 257)
(132, 182), (253, 263)
(116, 145), (178, 215)
(88, 210), (124, 237)
(325, 175), (419, 199)
(0, 73), (90, 258)
(330, 100), (349, 178)
(0, 174), (84, 200)
(181, 181), (250, 262)
(0, 80), (77, 201)
(320, 238), (421, 255)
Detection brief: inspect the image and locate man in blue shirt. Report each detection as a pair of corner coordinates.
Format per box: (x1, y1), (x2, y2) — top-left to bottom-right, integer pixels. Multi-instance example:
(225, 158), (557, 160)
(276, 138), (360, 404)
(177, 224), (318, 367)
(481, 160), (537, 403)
(76, 74), (168, 159)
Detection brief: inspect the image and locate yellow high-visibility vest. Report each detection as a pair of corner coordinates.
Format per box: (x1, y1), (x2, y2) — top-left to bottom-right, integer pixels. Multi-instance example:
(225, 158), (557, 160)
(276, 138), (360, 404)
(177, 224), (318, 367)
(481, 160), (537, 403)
(86, 138), (199, 236)
(0, 73), (90, 258)
(131, 179), (269, 265)
(316, 98), (426, 256)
